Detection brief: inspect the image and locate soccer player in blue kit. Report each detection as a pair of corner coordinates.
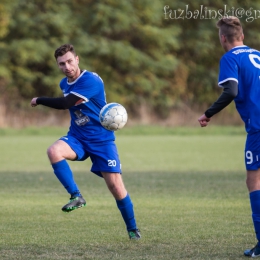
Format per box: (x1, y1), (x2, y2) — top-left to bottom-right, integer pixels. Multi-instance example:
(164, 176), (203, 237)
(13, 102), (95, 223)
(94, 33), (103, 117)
(30, 44), (140, 240)
(198, 16), (260, 257)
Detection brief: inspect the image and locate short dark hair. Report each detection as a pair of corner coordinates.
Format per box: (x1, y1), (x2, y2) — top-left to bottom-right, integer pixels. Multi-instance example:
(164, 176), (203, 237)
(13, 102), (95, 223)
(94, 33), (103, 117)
(54, 44), (77, 59)
(216, 16), (243, 43)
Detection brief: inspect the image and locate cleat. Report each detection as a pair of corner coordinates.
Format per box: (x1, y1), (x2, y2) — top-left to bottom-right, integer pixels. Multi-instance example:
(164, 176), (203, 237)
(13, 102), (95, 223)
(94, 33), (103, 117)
(62, 196), (86, 213)
(128, 229), (141, 240)
(244, 243), (260, 257)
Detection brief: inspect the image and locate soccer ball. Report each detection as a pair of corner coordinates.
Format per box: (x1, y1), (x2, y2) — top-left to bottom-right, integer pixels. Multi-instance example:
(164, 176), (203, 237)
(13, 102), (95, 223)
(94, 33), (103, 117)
(99, 103), (128, 131)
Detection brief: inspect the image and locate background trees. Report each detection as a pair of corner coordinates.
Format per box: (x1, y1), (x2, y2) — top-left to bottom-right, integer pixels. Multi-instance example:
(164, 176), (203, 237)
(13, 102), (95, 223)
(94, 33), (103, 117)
(1, 0), (260, 123)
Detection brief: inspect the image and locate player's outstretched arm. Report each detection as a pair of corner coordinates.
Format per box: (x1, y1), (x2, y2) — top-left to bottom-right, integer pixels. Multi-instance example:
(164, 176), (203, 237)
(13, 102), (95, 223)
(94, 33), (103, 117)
(30, 94), (83, 110)
(198, 80), (238, 127)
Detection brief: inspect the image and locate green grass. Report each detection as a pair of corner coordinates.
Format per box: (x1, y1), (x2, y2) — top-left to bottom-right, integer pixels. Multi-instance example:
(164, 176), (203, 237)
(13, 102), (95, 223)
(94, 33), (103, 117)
(0, 124), (246, 136)
(0, 126), (254, 259)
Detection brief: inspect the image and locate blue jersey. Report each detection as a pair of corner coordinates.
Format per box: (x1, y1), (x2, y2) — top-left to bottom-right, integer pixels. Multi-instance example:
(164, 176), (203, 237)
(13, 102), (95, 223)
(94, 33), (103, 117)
(218, 45), (260, 134)
(59, 70), (115, 142)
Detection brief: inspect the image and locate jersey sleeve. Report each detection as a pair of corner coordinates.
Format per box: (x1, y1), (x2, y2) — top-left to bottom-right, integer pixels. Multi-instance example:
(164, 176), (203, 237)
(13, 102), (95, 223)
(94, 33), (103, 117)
(218, 55), (239, 87)
(70, 73), (104, 101)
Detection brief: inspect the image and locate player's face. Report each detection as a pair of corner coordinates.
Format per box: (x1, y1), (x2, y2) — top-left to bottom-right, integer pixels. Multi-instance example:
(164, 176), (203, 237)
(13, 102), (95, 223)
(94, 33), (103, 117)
(56, 51), (80, 82)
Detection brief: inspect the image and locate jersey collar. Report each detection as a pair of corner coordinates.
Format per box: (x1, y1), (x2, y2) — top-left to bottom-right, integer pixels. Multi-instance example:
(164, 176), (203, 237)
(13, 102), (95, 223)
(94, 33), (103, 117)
(231, 45), (247, 50)
(67, 70), (87, 85)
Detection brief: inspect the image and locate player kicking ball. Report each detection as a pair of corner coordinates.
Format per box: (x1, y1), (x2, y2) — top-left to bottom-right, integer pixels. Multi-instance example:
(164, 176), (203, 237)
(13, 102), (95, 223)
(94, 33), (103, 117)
(198, 17), (260, 257)
(30, 44), (140, 240)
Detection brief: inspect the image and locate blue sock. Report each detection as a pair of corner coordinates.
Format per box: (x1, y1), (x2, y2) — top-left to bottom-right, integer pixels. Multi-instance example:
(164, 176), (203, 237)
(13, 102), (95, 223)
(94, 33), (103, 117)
(52, 159), (81, 196)
(116, 194), (137, 231)
(250, 190), (260, 243)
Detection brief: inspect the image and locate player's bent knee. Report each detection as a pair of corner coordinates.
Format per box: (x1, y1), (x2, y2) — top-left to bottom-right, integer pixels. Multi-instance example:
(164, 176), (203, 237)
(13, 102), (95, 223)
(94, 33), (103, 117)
(47, 145), (56, 158)
(47, 146), (56, 162)
(47, 144), (64, 162)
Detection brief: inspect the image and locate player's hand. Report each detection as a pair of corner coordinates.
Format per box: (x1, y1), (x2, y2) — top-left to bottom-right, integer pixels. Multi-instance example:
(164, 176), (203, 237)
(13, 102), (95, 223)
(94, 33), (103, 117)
(198, 114), (211, 127)
(31, 97), (38, 107)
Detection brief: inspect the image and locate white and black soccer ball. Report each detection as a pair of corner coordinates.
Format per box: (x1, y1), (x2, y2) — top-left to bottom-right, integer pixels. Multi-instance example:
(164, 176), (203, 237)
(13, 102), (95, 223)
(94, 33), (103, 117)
(99, 103), (128, 131)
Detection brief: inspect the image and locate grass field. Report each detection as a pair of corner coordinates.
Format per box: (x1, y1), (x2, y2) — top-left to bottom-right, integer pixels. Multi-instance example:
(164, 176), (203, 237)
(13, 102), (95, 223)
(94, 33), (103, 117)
(0, 126), (255, 259)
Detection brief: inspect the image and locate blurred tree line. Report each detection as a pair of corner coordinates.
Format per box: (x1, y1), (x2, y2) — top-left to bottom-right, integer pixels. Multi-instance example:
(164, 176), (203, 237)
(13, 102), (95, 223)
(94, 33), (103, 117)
(0, 0), (260, 119)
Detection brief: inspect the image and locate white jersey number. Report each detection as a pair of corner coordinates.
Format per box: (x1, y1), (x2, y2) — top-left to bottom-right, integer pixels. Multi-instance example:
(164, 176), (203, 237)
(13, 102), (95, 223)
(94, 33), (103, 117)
(246, 150), (253, 164)
(249, 54), (260, 69)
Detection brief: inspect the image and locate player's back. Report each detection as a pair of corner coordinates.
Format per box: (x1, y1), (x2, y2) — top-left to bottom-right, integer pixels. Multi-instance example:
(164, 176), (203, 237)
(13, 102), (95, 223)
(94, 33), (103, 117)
(226, 46), (260, 133)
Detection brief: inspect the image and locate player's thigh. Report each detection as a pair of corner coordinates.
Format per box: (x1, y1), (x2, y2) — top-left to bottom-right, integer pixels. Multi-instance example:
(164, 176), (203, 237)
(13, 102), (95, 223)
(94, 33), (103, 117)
(47, 140), (77, 163)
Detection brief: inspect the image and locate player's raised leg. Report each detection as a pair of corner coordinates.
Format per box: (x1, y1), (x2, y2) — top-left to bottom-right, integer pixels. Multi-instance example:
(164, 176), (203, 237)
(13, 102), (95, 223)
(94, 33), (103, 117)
(47, 139), (86, 212)
(101, 172), (141, 240)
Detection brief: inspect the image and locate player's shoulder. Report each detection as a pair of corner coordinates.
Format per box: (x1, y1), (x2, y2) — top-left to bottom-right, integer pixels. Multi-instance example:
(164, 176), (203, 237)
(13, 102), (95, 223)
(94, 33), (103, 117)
(80, 70), (104, 84)
(227, 45), (260, 56)
(220, 46), (248, 62)
(59, 77), (67, 87)
(221, 45), (260, 63)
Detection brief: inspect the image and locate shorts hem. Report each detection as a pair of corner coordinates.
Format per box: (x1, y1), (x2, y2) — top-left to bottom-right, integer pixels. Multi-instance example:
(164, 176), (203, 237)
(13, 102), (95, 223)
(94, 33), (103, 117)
(91, 170), (122, 178)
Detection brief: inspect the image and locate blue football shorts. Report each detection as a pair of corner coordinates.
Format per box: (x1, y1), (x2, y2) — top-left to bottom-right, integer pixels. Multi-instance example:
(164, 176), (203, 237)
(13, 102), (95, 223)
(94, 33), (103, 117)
(59, 135), (121, 177)
(245, 131), (260, 170)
